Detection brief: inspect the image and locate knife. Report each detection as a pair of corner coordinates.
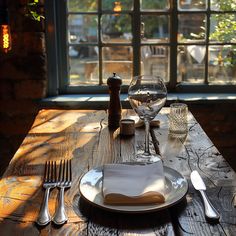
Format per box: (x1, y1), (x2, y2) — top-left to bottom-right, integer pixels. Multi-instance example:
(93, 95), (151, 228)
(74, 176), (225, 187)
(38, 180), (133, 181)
(150, 128), (161, 156)
(190, 170), (220, 220)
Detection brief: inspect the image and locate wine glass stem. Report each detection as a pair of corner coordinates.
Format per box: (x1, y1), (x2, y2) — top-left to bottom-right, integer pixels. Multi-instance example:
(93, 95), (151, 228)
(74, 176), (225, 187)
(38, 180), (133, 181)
(144, 118), (151, 156)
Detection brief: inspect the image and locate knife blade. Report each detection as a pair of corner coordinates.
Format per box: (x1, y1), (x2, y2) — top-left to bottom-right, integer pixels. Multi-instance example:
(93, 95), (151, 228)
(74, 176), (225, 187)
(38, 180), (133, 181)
(190, 170), (220, 221)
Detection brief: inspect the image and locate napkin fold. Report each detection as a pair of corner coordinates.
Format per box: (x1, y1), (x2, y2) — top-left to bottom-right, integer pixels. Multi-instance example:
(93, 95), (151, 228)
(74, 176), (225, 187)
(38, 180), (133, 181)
(102, 162), (165, 205)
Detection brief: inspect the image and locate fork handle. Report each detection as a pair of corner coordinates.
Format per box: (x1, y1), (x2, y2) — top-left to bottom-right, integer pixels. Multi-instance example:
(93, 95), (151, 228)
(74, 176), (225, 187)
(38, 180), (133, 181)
(52, 187), (67, 225)
(37, 188), (51, 226)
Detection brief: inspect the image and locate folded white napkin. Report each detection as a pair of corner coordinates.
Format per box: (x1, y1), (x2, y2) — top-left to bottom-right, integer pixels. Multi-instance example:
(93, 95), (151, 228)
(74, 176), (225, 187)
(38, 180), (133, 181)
(102, 162), (165, 205)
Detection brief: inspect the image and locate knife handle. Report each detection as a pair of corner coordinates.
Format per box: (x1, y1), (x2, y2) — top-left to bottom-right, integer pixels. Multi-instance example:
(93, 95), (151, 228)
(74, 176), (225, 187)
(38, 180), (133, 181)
(199, 190), (220, 220)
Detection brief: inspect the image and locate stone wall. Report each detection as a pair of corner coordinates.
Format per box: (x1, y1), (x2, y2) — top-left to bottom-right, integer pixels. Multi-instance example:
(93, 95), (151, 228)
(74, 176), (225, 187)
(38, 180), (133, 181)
(0, 1), (235, 175)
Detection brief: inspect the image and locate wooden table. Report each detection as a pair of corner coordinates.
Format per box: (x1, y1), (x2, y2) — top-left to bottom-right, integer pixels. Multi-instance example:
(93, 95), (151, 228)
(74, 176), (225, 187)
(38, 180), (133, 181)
(0, 109), (235, 235)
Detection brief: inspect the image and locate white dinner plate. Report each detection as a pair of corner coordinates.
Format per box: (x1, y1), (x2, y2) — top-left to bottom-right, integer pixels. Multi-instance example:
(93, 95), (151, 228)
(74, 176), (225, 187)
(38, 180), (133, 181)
(79, 165), (188, 213)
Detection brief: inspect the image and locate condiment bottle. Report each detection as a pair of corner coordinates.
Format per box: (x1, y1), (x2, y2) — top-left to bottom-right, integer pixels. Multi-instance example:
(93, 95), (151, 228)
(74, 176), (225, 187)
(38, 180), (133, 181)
(107, 72), (122, 129)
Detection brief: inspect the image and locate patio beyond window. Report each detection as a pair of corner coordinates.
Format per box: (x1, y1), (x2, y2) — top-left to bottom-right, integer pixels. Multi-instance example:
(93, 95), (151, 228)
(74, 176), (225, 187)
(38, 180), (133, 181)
(46, 0), (236, 95)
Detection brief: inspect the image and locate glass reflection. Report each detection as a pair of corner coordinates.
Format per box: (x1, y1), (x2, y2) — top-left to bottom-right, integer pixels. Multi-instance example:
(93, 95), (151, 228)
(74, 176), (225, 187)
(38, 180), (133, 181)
(178, 14), (206, 42)
(102, 46), (133, 85)
(68, 15), (98, 44)
(141, 46), (169, 82)
(208, 45), (236, 84)
(101, 14), (132, 43)
(177, 45), (205, 83)
(68, 0), (98, 12)
(141, 15), (169, 43)
(178, 0), (207, 10)
(69, 46), (99, 85)
(141, 0), (169, 10)
(102, 0), (133, 11)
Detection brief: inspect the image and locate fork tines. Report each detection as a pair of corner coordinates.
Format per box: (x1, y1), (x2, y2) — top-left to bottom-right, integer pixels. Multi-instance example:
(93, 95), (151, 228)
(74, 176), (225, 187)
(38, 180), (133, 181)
(58, 159), (72, 185)
(68, 159), (72, 183)
(44, 161), (57, 183)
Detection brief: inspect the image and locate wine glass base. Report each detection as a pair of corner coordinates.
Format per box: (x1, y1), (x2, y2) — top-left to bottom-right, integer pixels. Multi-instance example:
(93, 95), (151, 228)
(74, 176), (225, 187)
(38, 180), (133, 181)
(132, 153), (162, 163)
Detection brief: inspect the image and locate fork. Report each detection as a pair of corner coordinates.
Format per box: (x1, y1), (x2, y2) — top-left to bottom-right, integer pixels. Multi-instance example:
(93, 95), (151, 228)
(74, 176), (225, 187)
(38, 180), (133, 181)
(37, 161), (57, 226)
(52, 159), (72, 225)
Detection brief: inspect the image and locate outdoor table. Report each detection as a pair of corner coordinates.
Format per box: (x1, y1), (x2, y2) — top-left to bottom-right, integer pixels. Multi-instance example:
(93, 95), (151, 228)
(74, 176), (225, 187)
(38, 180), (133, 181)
(0, 108), (235, 235)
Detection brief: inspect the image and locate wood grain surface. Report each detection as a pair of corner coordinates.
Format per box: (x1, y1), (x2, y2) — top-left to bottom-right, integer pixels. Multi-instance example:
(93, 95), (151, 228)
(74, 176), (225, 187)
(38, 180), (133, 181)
(0, 109), (235, 235)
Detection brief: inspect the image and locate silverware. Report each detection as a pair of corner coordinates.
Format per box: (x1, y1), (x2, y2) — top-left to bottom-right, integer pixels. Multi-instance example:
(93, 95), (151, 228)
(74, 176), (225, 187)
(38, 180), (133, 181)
(37, 161), (57, 226)
(52, 159), (72, 225)
(150, 128), (162, 159)
(190, 170), (220, 221)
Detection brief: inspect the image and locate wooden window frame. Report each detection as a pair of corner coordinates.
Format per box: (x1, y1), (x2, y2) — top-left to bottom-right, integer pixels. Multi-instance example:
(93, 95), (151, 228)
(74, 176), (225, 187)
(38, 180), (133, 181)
(45, 0), (236, 96)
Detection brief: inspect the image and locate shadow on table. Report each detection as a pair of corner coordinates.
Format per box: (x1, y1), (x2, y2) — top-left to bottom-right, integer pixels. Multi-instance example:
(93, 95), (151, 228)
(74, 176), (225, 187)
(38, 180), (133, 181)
(78, 196), (177, 231)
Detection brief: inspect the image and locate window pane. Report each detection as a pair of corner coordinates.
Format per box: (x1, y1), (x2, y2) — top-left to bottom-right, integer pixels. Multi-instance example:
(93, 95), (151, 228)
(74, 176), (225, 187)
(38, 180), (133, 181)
(69, 46), (99, 85)
(178, 0), (207, 10)
(101, 14), (132, 43)
(210, 14), (236, 43)
(141, 15), (169, 43)
(103, 46), (133, 85)
(62, 0), (236, 90)
(68, 15), (98, 43)
(208, 45), (236, 84)
(177, 45), (205, 83)
(102, 0), (133, 11)
(141, 46), (169, 82)
(141, 0), (169, 10)
(68, 0), (98, 12)
(211, 0), (236, 11)
(178, 14), (206, 42)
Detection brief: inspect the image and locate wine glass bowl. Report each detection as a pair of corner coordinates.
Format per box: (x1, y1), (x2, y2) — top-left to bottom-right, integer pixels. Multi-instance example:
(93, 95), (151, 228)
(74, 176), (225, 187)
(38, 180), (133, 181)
(128, 75), (167, 162)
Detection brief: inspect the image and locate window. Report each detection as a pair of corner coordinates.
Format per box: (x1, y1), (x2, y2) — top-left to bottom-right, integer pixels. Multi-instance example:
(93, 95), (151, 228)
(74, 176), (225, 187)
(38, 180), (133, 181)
(46, 0), (236, 95)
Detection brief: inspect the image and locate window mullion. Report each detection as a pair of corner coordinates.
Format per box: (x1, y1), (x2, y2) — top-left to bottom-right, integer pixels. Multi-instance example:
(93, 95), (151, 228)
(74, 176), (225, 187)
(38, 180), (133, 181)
(56, 0), (68, 93)
(132, 0), (141, 76)
(45, 0), (59, 96)
(204, 0), (211, 85)
(169, 0), (178, 91)
(98, 0), (103, 85)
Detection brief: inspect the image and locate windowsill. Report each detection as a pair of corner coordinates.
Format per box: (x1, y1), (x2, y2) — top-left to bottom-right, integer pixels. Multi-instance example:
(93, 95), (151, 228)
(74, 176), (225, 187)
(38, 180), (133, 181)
(40, 93), (236, 109)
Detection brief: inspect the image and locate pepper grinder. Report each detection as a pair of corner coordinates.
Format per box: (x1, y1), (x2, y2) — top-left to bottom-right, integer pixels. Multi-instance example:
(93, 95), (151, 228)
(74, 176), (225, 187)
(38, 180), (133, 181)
(107, 72), (122, 129)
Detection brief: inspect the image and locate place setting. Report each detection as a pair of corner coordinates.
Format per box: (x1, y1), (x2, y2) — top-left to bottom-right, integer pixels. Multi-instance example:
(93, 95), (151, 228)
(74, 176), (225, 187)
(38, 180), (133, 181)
(79, 75), (188, 213)
(36, 159), (72, 226)
(79, 161), (188, 213)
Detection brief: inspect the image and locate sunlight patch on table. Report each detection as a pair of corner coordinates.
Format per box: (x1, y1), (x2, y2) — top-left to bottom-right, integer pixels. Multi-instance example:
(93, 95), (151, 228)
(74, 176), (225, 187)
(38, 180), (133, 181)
(30, 112), (86, 133)
(80, 122), (102, 132)
(0, 176), (40, 220)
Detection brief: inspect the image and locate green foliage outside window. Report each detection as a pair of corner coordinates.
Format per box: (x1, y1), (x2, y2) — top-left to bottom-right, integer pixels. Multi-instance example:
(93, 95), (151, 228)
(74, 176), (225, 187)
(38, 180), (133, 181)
(210, 14), (236, 43)
(26, 0), (44, 22)
(210, 0), (236, 67)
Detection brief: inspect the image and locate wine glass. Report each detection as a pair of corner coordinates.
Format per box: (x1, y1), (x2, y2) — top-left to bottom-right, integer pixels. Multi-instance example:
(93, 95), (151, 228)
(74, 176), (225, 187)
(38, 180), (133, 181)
(128, 75), (167, 162)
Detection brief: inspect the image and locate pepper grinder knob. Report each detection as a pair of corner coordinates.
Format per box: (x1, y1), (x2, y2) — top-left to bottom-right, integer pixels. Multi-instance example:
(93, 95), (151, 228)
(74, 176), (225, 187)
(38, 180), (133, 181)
(107, 72), (122, 129)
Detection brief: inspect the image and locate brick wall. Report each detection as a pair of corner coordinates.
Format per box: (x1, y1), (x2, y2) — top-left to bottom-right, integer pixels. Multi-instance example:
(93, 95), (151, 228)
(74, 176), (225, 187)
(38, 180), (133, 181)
(0, 0), (46, 175)
(0, 1), (235, 176)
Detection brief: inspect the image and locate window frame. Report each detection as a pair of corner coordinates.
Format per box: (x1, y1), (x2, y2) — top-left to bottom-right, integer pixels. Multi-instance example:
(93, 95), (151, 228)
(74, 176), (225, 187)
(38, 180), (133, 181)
(45, 0), (236, 97)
